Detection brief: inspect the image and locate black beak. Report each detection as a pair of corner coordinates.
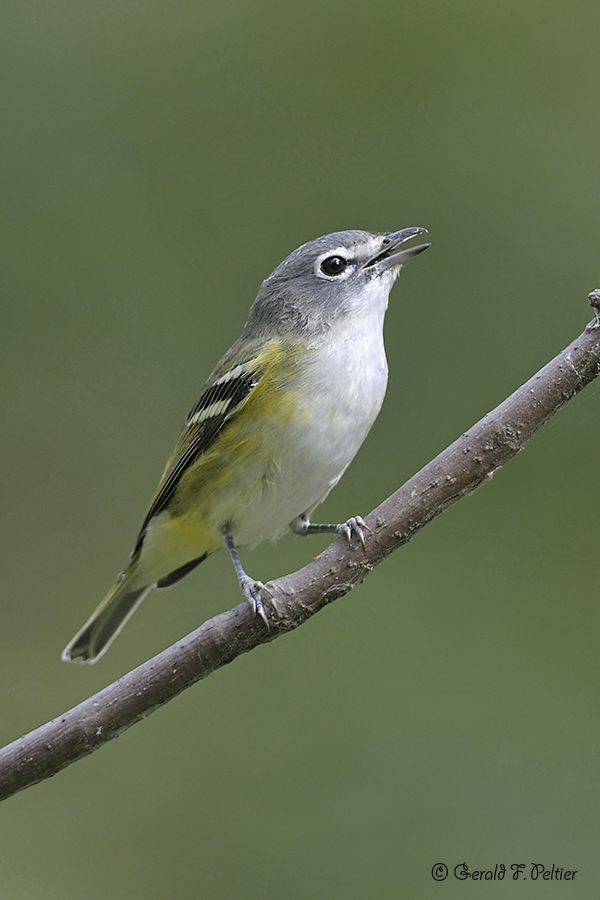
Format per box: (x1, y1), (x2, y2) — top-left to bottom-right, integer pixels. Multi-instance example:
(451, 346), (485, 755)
(365, 226), (430, 270)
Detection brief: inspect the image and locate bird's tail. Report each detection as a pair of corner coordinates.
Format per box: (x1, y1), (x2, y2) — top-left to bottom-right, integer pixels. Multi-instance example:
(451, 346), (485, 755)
(61, 570), (151, 664)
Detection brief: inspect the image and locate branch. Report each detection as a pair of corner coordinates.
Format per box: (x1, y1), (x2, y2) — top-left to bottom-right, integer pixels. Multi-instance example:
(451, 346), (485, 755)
(2, 299), (600, 802)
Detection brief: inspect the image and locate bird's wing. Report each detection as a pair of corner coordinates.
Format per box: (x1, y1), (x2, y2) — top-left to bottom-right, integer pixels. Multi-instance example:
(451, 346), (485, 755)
(133, 340), (270, 554)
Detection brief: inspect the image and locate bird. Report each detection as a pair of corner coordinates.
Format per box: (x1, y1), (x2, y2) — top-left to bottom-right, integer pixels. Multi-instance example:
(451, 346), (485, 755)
(62, 227), (430, 663)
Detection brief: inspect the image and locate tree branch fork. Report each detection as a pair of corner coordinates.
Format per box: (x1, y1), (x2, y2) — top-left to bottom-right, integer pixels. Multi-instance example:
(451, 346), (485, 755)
(1, 300), (600, 802)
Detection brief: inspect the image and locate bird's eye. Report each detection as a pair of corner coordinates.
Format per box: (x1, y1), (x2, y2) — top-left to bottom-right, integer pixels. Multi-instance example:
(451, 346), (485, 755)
(320, 255), (348, 277)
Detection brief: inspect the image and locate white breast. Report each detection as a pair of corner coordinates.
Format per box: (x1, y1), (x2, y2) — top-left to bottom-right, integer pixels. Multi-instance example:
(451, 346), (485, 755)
(233, 289), (390, 545)
(295, 301), (389, 483)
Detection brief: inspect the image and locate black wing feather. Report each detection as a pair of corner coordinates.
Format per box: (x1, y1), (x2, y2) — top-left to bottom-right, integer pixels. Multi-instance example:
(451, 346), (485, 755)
(133, 365), (259, 555)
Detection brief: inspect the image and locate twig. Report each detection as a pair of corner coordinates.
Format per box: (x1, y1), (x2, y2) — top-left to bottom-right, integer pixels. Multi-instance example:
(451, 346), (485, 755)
(1, 302), (600, 802)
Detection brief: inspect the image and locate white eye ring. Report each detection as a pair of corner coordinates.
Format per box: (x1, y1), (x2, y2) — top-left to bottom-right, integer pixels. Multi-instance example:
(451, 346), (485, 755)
(315, 249), (354, 280)
(320, 255), (347, 276)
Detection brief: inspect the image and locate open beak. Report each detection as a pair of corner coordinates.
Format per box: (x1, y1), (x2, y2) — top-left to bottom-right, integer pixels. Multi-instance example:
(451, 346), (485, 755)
(366, 226), (430, 270)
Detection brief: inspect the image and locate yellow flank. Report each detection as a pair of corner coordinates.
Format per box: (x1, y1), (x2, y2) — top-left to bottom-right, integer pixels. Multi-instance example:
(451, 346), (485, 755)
(169, 339), (302, 518)
(136, 338), (304, 582)
(135, 510), (221, 585)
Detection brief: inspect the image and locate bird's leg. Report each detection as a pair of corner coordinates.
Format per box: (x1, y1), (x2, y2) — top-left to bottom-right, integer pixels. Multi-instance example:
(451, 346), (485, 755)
(221, 528), (268, 626)
(290, 513), (370, 551)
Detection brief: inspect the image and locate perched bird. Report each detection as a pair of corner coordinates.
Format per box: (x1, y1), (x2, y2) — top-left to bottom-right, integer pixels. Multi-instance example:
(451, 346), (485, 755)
(62, 227), (430, 663)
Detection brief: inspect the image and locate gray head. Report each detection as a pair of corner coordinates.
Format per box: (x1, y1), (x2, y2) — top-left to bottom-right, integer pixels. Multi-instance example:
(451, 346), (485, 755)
(244, 227), (430, 337)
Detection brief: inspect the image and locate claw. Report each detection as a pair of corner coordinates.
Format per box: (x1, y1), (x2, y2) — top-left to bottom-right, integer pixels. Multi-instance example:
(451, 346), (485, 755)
(240, 575), (268, 626)
(339, 515), (370, 550)
(290, 512), (370, 551)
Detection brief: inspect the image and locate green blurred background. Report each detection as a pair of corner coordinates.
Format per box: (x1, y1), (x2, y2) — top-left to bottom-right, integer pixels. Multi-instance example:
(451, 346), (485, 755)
(1, 1), (599, 896)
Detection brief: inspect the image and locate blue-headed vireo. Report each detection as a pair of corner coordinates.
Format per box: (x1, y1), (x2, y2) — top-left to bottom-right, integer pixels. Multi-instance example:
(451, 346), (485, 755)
(62, 227), (430, 663)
